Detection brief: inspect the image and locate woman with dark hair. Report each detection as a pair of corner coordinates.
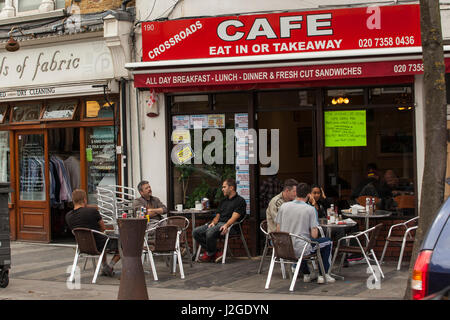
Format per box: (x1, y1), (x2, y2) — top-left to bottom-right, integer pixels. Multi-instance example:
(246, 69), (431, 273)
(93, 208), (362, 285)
(307, 184), (330, 219)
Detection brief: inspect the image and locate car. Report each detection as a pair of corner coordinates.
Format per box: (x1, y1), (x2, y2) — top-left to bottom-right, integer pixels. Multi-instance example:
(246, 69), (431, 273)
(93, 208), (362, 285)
(411, 197), (450, 300)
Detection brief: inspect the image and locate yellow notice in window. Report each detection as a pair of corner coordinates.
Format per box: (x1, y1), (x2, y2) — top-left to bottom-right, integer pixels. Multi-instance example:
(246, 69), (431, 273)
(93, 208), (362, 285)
(175, 144), (194, 164)
(86, 101), (100, 118)
(324, 110), (366, 147)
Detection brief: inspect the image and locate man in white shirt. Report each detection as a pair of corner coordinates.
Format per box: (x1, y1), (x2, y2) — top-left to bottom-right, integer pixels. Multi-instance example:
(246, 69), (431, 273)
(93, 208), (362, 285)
(276, 182), (335, 284)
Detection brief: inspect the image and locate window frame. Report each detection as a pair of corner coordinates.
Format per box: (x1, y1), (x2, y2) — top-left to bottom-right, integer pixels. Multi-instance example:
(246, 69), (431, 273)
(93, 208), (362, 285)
(41, 99), (79, 121)
(9, 102), (43, 125)
(0, 104), (8, 124)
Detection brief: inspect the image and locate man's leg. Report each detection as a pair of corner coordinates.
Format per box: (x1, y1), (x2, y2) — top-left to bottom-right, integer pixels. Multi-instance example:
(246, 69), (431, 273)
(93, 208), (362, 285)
(204, 223), (224, 256)
(192, 224), (209, 251)
(312, 237), (333, 275)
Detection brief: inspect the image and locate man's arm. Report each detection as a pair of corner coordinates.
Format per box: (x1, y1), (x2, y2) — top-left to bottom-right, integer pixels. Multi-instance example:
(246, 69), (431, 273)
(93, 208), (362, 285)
(208, 213), (221, 228)
(147, 197), (168, 218)
(310, 227), (318, 239)
(220, 212), (241, 235)
(98, 219), (106, 233)
(276, 223), (280, 232)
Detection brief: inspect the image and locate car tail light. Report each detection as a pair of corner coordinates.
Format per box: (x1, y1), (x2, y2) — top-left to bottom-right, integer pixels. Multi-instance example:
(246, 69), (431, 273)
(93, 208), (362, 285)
(411, 250), (433, 300)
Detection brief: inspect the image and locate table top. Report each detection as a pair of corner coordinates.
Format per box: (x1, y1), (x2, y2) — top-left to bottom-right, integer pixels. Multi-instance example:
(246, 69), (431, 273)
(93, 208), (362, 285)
(320, 221), (357, 228)
(169, 209), (215, 214)
(342, 210), (392, 219)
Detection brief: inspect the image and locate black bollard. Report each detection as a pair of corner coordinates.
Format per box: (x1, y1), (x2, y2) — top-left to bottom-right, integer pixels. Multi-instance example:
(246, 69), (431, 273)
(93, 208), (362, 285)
(117, 218), (149, 300)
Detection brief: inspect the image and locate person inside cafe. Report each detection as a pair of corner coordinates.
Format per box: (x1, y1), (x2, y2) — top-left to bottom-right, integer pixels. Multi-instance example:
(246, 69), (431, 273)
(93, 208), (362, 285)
(351, 163), (384, 200)
(132, 180), (168, 238)
(276, 183), (335, 284)
(266, 178), (298, 233)
(65, 189), (120, 277)
(193, 178), (247, 263)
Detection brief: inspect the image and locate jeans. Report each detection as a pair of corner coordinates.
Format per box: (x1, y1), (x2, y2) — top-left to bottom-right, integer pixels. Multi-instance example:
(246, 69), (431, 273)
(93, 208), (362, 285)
(301, 237), (333, 275)
(192, 222), (226, 256)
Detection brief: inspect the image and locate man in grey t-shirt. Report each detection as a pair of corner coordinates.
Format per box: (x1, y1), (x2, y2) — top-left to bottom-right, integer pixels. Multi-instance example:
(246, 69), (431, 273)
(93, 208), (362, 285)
(275, 182), (335, 284)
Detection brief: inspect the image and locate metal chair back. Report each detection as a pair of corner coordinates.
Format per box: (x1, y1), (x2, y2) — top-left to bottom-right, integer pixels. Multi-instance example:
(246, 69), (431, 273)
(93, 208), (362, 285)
(72, 228), (101, 256)
(269, 231), (298, 262)
(260, 220), (268, 236)
(366, 223), (383, 252)
(154, 225), (178, 253)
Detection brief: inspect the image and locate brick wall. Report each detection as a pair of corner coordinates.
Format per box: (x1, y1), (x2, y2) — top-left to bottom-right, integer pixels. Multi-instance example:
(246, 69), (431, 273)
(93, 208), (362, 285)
(65, 0), (135, 14)
(184, 215), (416, 264)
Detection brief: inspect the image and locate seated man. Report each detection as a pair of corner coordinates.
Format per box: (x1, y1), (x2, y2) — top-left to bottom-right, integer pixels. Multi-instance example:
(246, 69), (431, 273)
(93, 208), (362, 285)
(193, 178), (246, 263)
(351, 163), (383, 200)
(276, 182), (335, 284)
(65, 189), (120, 277)
(132, 180), (168, 237)
(266, 178), (298, 233)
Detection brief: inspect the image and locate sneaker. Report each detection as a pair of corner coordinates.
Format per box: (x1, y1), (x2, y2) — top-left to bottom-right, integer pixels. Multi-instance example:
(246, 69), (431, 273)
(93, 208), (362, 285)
(317, 274), (336, 284)
(199, 252), (213, 263)
(101, 264), (114, 277)
(303, 273), (318, 283)
(214, 251), (223, 263)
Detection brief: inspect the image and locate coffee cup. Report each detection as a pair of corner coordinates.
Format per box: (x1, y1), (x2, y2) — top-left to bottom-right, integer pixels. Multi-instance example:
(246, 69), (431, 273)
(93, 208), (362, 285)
(176, 204), (183, 212)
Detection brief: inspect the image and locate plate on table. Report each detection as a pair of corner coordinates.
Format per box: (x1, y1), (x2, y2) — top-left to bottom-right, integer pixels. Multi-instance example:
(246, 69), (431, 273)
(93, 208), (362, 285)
(341, 209), (351, 214)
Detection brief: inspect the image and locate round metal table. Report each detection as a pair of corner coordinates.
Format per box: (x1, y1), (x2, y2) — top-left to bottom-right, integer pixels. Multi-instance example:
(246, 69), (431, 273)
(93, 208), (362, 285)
(342, 210), (392, 230)
(319, 221), (357, 238)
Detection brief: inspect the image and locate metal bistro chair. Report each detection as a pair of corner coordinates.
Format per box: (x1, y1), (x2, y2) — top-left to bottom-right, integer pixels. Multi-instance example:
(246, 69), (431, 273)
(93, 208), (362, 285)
(158, 216), (193, 267)
(380, 216), (419, 270)
(330, 223), (384, 282)
(97, 185), (137, 220)
(142, 225), (185, 281)
(265, 231), (327, 292)
(257, 220), (272, 274)
(195, 215), (252, 264)
(68, 228), (111, 284)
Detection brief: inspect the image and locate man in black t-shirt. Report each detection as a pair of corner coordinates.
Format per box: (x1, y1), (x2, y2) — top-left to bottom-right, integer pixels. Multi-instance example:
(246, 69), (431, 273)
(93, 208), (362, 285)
(65, 189), (120, 277)
(193, 178), (247, 263)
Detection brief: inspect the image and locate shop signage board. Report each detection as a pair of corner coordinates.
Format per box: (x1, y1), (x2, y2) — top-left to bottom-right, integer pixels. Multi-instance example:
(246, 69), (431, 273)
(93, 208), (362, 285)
(141, 4), (420, 62)
(324, 110), (367, 147)
(134, 59), (427, 88)
(0, 40), (114, 89)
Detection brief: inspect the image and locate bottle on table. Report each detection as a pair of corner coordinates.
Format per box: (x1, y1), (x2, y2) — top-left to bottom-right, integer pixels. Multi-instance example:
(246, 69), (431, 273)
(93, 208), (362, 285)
(365, 198), (370, 214)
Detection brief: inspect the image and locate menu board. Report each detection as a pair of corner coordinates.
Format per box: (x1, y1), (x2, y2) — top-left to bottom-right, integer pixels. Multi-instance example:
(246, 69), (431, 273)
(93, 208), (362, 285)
(86, 127), (116, 199)
(235, 113), (250, 214)
(324, 110), (366, 147)
(207, 114), (225, 128)
(172, 115), (190, 130)
(190, 114), (208, 129)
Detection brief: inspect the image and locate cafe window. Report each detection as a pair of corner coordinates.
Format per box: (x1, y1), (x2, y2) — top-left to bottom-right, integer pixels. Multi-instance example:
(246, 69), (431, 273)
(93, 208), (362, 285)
(171, 95), (210, 114)
(369, 87), (413, 105)
(326, 88), (364, 107)
(85, 99), (115, 119)
(170, 93), (251, 211)
(11, 103), (42, 123)
(85, 126), (117, 204)
(324, 86), (415, 216)
(17, 0), (40, 12)
(42, 100), (78, 121)
(258, 90), (315, 109)
(0, 105), (8, 124)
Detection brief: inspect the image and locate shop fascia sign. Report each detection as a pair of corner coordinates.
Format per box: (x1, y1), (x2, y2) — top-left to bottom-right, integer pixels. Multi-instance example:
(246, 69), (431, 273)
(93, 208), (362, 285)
(141, 4), (421, 63)
(0, 83), (115, 101)
(0, 40), (114, 89)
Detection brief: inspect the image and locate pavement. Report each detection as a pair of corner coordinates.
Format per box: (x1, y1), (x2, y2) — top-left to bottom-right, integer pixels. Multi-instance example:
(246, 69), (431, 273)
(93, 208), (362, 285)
(0, 241), (411, 300)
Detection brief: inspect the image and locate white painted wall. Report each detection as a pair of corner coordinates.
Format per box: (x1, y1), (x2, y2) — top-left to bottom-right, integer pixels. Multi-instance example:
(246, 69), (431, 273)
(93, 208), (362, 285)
(131, 91), (168, 205)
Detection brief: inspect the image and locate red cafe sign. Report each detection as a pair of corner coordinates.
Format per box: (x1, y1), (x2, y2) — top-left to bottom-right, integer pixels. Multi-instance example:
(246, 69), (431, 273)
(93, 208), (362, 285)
(141, 4), (421, 62)
(134, 60), (428, 88)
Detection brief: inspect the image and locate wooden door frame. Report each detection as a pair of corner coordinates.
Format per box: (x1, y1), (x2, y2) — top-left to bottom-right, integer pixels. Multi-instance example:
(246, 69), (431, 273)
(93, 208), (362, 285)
(14, 129), (50, 242)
